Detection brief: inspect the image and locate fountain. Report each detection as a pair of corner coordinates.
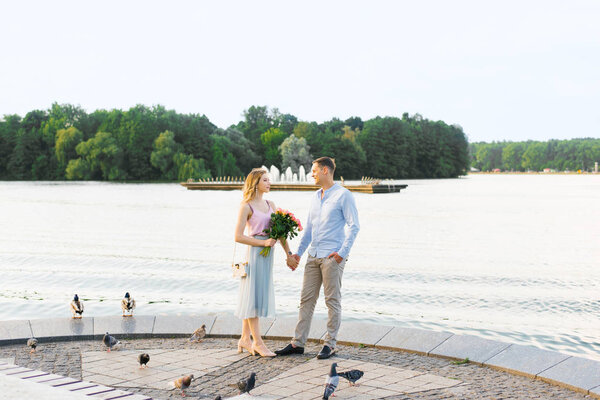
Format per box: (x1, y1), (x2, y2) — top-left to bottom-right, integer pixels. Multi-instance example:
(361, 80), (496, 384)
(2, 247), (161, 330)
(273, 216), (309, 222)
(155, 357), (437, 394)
(298, 165), (306, 182)
(181, 164), (406, 193)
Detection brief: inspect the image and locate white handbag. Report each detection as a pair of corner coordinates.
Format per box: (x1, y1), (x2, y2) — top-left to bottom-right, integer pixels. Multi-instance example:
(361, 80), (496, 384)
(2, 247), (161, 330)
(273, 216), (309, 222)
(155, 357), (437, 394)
(231, 243), (248, 278)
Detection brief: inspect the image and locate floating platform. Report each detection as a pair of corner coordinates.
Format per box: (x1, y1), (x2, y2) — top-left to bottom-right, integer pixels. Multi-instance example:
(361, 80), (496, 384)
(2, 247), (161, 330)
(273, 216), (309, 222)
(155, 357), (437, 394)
(180, 181), (407, 194)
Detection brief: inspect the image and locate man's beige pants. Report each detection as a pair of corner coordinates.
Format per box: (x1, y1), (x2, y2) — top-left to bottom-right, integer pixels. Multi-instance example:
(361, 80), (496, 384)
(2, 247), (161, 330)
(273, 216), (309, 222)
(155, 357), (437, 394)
(291, 255), (346, 349)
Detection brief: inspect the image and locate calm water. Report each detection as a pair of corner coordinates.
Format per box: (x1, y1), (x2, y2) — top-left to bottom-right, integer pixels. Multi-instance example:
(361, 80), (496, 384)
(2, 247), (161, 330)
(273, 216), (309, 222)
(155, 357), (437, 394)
(1, 175), (599, 360)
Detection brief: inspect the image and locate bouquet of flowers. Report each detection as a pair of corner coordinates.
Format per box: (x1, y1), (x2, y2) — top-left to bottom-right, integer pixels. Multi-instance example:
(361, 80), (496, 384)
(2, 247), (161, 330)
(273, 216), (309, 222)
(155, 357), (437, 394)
(259, 208), (303, 256)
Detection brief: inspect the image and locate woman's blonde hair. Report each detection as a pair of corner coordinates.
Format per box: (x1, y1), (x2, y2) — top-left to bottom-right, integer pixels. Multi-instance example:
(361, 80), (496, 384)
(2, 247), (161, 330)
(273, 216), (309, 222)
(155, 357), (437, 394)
(242, 168), (267, 203)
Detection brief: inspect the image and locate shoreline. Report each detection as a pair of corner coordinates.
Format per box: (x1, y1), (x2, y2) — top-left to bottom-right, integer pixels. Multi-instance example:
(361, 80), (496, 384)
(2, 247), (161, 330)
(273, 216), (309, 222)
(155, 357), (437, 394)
(1, 313), (599, 398)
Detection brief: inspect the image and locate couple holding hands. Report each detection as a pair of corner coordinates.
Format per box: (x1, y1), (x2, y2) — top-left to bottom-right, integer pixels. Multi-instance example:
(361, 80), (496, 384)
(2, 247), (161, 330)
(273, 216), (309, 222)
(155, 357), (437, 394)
(233, 157), (360, 359)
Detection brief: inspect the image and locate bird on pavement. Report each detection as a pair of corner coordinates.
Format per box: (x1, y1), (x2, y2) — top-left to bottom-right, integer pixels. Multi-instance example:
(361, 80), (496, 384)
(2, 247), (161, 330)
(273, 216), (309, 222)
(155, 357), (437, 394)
(70, 294), (84, 318)
(237, 372), (256, 394)
(323, 363), (339, 400)
(121, 292), (136, 317)
(102, 332), (121, 352)
(189, 324), (206, 342)
(137, 353), (150, 368)
(173, 374), (194, 397)
(339, 368), (364, 386)
(27, 338), (38, 353)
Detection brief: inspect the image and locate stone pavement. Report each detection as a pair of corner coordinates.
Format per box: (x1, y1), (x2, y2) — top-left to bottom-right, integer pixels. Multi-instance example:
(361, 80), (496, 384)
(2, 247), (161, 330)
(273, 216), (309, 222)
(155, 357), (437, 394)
(0, 337), (593, 399)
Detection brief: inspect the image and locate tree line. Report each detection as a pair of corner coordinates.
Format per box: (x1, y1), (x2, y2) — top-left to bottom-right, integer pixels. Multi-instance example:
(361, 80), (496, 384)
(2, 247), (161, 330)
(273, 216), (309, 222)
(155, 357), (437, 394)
(470, 139), (600, 172)
(0, 103), (470, 181)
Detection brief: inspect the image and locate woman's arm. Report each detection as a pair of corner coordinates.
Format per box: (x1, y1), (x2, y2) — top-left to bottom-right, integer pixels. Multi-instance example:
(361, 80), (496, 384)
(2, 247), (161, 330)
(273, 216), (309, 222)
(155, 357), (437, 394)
(235, 202), (275, 247)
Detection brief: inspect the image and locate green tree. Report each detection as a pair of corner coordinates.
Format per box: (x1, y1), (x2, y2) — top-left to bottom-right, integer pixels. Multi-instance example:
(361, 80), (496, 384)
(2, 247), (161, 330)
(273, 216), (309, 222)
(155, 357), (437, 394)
(55, 127), (83, 171)
(173, 153), (210, 181)
(502, 142), (525, 171)
(150, 130), (181, 179)
(260, 127), (287, 167)
(521, 142), (547, 171)
(66, 131), (126, 180)
(279, 135), (312, 172)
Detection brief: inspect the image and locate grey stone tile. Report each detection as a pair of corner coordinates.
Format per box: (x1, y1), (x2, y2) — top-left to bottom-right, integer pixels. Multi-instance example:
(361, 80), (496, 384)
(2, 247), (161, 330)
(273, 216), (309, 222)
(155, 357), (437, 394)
(590, 385), (600, 397)
(30, 317), (93, 339)
(484, 344), (570, 377)
(336, 321), (393, 346)
(210, 313), (274, 337)
(264, 317), (296, 339)
(537, 356), (600, 391)
(153, 314), (216, 335)
(264, 316), (329, 343)
(93, 315), (155, 337)
(376, 327), (453, 355)
(428, 333), (511, 363)
(0, 319), (32, 342)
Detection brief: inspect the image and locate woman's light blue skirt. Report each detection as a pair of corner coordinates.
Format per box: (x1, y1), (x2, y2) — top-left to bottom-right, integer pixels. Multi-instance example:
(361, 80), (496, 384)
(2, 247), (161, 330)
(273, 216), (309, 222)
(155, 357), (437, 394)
(235, 236), (276, 319)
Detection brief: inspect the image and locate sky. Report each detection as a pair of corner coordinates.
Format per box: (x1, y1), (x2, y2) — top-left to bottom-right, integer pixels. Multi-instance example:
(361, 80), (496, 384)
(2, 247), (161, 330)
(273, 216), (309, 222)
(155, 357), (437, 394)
(1, 0), (599, 142)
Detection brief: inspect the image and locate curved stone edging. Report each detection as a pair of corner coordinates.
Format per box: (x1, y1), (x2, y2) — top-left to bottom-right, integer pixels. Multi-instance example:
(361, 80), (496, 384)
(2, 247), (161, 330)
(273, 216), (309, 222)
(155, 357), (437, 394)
(1, 313), (599, 398)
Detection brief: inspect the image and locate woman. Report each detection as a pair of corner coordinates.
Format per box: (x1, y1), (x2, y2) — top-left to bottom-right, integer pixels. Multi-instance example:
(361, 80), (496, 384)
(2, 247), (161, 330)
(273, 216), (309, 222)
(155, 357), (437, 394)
(234, 168), (291, 357)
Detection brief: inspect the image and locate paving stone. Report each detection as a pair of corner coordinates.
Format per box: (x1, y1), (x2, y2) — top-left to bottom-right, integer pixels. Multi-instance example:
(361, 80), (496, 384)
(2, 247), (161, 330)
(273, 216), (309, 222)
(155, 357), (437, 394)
(429, 333), (511, 363)
(484, 344), (571, 377)
(537, 355), (600, 391)
(210, 313), (274, 337)
(30, 317), (93, 339)
(93, 315), (156, 337)
(375, 326), (453, 355)
(0, 319), (32, 342)
(590, 385), (600, 398)
(336, 321), (393, 346)
(0, 336), (593, 399)
(153, 313), (217, 336)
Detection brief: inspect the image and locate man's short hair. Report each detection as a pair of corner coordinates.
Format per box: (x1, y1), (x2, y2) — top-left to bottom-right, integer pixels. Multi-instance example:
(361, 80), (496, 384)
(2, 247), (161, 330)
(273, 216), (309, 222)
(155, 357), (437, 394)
(313, 157), (336, 175)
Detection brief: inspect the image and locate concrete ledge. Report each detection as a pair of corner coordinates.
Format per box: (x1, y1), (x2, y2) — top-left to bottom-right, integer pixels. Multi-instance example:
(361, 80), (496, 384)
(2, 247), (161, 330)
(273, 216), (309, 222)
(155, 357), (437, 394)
(0, 320), (33, 345)
(375, 326), (453, 355)
(0, 314), (599, 398)
(153, 314), (216, 337)
(537, 356), (600, 396)
(93, 315), (156, 338)
(429, 333), (511, 364)
(209, 313), (274, 337)
(336, 321), (393, 346)
(30, 317), (94, 342)
(484, 344), (571, 378)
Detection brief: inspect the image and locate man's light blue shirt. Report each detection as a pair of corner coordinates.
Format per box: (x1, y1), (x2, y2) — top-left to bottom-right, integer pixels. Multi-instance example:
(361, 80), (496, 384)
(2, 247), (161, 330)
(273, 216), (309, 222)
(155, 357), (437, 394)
(296, 183), (360, 259)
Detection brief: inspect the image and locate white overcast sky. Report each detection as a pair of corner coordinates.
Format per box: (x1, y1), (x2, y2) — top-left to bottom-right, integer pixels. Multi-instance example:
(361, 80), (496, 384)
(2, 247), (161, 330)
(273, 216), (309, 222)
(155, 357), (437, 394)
(1, 0), (599, 142)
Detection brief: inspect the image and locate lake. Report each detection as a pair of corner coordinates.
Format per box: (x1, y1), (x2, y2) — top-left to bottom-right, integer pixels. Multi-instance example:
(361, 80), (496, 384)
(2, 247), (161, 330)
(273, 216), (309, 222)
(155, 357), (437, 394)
(0, 175), (599, 360)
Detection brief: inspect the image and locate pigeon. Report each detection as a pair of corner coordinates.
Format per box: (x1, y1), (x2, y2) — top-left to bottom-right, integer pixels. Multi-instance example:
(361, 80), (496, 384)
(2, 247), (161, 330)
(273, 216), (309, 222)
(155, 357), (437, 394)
(102, 332), (120, 352)
(70, 294), (84, 318)
(138, 353), (150, 368)
(189, 324), (206, 342)
(173, 374), (194, 397)
(322, 363), (339, 400)
(237, 372), (256, 394)
(339, 369), (364, 386)
(27, 338), (38, 353)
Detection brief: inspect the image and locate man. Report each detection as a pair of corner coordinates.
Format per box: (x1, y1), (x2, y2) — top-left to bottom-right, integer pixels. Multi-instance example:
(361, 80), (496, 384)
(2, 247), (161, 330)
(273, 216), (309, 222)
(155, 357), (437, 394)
(278, 157), (360, 359)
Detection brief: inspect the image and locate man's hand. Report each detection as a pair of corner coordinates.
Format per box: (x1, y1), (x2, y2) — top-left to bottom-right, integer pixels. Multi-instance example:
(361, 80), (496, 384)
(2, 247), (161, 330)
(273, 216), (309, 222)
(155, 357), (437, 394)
(327, 252), (343, 264)
(286, 254), (300, 271)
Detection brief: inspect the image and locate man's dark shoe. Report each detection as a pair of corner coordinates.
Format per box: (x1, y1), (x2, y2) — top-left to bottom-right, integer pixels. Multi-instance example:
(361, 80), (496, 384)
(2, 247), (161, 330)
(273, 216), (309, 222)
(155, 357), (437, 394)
(317, 345), (335, 359)
(274, 343), (304, 356)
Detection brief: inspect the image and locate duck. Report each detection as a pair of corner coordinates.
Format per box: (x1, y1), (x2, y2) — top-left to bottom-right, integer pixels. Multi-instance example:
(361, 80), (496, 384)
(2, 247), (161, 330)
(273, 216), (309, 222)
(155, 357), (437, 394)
(121, 292), (136, 317)
(70, 294), (84, 319)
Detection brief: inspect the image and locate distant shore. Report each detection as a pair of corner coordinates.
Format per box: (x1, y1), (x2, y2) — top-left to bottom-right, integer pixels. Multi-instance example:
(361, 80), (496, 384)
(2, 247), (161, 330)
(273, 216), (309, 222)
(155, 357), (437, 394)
(468, 171), (599, 175)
